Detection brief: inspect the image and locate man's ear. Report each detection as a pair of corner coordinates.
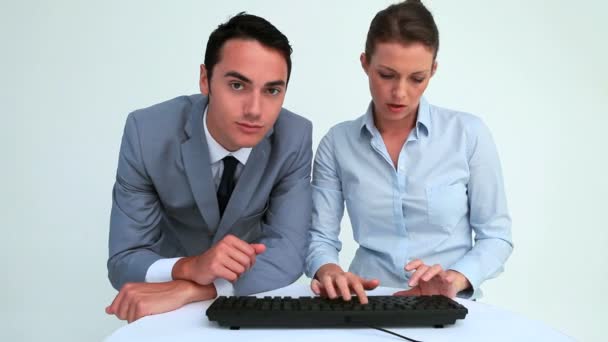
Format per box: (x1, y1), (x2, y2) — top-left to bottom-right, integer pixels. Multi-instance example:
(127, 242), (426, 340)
(199, 64), (210, 95)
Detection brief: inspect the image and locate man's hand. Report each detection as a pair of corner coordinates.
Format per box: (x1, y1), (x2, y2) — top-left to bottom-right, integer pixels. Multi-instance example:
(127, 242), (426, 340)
(311, 263), (379, 304)
(105, 280), (216, 323)
(393, 259), (471, 298)
(172, 234), (266, 285)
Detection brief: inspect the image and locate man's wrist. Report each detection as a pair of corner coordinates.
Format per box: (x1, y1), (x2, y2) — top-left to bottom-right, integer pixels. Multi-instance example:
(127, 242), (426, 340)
(179, 280), (218, 303)
(172, 256), (193, 281)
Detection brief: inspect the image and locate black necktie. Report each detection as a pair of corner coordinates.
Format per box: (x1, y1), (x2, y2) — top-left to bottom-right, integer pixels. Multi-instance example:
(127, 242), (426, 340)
(217, 156), (239, 217)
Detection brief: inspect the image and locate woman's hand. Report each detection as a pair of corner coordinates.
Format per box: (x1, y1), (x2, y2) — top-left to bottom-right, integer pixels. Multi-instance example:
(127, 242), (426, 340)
(311, 263), (380, 304)
(393, 259), (470, 298)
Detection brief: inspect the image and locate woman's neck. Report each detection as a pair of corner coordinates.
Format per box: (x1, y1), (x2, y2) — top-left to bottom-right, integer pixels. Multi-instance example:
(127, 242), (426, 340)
(373, 107), (418, 137)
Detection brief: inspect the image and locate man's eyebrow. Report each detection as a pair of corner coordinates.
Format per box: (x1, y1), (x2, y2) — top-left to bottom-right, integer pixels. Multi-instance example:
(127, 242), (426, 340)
(265, 80), (286, 87)
(224, 71), (252, 84)
(224, 71), (285, 87)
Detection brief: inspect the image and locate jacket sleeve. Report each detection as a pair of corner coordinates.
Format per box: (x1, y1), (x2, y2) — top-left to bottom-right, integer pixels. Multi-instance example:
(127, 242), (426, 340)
(107, 113), (165, 290)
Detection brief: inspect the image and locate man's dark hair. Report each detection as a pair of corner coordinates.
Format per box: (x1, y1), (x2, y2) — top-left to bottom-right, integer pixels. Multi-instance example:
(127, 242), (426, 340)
(204, 12), (293, 84)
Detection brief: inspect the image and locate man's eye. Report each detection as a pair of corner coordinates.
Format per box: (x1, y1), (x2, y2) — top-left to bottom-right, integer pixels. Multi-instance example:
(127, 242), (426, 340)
(230, 82), (244, 90)
(266, 88), (281, 96)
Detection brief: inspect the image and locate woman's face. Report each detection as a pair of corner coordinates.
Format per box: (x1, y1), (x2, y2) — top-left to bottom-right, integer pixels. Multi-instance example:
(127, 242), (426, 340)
(361, 41), (436, 126)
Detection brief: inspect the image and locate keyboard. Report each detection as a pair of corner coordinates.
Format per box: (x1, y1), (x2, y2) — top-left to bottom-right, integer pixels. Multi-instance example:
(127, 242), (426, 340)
(206, 295), (468, 329)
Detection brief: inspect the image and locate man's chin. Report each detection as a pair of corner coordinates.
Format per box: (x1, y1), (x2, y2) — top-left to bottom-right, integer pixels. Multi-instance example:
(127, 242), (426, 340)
(233, 136), (264, 149)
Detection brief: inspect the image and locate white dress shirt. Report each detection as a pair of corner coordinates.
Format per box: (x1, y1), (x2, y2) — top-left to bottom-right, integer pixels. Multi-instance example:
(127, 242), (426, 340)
(145, 107), (251, 296)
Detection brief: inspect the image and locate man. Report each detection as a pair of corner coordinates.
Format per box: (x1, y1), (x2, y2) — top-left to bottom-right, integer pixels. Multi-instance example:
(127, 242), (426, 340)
(105, 13), (312, 323)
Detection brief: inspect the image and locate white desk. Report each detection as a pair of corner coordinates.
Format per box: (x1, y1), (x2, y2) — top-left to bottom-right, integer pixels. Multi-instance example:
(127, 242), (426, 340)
(105, 284), (573, 341)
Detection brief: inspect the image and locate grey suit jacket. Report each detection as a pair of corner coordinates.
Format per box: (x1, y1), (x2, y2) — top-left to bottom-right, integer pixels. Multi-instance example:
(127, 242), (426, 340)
(108, 94), (312, 295)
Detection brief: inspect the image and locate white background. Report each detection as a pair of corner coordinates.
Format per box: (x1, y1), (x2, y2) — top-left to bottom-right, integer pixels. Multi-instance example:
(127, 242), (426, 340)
(1, 1), (606, 341)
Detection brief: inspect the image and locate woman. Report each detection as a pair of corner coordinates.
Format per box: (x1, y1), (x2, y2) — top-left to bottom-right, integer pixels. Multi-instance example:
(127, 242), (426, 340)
(305, 0), (513, 303)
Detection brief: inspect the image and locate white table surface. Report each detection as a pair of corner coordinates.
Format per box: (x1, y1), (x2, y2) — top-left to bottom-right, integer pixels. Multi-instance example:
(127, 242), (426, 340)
(105, 283), (574, 342)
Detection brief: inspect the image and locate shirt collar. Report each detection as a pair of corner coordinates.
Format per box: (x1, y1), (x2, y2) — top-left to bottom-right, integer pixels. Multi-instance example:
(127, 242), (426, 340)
(359, 102), (380, 137)
(203, 106), (251, 165)
(359, 97), (431, 138)
(417, 97), (431, 137)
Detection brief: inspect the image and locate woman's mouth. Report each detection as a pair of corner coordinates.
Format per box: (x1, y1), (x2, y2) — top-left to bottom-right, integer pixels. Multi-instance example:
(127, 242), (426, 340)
(387, 103), (406, 113)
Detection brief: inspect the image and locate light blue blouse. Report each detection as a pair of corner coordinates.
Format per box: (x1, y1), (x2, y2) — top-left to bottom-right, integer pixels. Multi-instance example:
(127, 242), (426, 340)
(305, 97), (513, 298)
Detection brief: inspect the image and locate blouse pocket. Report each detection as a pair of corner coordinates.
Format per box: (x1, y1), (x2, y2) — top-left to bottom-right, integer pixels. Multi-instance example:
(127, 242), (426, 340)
(426, 183), (468, 230)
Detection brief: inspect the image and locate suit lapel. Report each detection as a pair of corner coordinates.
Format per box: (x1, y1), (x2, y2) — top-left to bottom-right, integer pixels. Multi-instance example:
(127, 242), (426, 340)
(213, 136), (271, 243)
(181, 96), (220, 232)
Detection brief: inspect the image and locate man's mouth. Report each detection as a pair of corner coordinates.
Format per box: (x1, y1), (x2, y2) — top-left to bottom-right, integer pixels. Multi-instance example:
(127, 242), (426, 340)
(236, 122), (263, 134)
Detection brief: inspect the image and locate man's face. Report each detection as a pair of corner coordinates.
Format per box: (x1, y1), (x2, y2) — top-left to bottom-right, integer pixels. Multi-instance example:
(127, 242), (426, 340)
(200, 39), (288, 151)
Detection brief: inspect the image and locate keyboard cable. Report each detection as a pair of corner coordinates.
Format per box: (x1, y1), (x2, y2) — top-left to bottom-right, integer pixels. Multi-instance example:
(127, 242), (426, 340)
(368, 326), (423, 342)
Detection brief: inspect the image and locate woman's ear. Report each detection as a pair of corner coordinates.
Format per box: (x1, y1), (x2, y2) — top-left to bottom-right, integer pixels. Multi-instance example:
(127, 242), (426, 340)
(430, 60), (438, 77)
(360, 52), (370, 75)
